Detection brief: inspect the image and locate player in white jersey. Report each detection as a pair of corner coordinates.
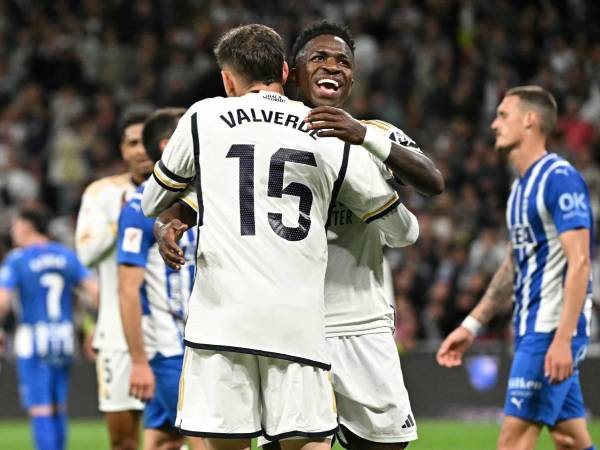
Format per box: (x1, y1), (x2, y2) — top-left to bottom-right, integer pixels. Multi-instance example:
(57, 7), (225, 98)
(75, 108), (152, 450)
(141, 24), (418, 450)
(437, 86), (595, 450)
(154, 22), (443, 450)
(117, 108), (204, 450)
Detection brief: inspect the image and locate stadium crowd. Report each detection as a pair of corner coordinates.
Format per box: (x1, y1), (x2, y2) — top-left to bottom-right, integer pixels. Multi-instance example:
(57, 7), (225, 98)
(0, 0), (598, 352)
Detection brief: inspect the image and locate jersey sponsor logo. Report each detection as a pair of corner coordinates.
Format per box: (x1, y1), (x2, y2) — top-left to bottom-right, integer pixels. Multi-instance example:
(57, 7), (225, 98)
(558, 192), (589, 220)
(510, 224), (536, 248)
(122, 227), (143, 253)
(558, 192), (587, 212)
(508, 377), (542, 391)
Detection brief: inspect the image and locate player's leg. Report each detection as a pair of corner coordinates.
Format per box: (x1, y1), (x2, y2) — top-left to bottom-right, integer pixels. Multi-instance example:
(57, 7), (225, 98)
(17, 356), (61, 450)
(550, 418), (593, 450)
(51, 361), (71, 450)
(329, 334), (416, 450)
(175, 348), (262, 447)
(259, 356), (337, 450)
(97, 349), (144, 450)
(104, 411), (143, 450)
(496, 416), (542, 450)
(143, 354), (186, 450)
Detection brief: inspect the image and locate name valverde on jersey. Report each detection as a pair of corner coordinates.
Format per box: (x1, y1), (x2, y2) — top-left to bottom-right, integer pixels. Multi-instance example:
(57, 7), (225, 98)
(141, 91), (418, 369)
(0, 242), (90, 359)
(117, 185), (196, 360)
(506, 153), (593, 338)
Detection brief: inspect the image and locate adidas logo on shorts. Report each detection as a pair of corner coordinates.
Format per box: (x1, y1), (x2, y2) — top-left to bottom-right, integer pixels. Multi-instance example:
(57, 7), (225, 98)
(401, 414), (415, 429)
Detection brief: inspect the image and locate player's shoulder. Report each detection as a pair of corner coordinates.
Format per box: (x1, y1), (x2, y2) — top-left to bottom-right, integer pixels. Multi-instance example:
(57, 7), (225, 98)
(360, 119), (420, 150)
(544, 154), (583, 181)
(83, 173), (132, 196)
(2, 248), (24, 264)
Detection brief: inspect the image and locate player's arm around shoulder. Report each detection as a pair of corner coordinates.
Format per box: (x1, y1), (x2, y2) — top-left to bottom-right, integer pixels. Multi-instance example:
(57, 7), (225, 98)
(338, 144), (419, 247)
(304, 106), (444, 196)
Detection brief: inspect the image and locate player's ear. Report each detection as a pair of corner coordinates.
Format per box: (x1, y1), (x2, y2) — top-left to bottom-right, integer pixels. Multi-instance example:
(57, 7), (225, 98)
(281, 61), (289, 85)
(221, 70), (236, 97)
(523, 110), (536, 130)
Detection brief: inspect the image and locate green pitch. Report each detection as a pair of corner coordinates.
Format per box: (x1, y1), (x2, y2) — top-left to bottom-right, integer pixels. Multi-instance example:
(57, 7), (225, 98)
(1, 419), (599, 450)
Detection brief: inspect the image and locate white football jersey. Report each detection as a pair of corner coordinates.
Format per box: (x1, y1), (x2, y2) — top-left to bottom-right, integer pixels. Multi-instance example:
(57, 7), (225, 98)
(75, 173), (136, 351)
(325, 121), (423, 337)
(142, 91), (414, 369)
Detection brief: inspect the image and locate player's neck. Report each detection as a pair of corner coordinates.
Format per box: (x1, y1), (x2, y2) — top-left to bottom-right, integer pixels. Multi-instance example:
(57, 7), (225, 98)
(21, 234), (49, 247)
(511, 138), (548, 177)
(244, 82), (284, 95)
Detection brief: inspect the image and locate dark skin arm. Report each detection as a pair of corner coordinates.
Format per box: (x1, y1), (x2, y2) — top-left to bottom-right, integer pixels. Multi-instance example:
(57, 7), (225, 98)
(153, 202), (197, 270)
(305, 106), (444, 196)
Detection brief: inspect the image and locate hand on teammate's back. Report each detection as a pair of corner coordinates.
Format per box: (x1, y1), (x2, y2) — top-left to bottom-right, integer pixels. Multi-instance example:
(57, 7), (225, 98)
(544, 336), (573, 384)
(155, 219), (188, 270)
(305, 106), (366, 144)
(436, 326), (475, 368)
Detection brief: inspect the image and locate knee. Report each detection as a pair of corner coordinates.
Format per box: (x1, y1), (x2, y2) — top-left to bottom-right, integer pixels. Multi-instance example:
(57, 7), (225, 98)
(550, 431), (577, 450)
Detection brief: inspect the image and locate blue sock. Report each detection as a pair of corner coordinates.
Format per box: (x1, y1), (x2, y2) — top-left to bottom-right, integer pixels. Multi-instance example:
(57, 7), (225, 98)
(31, 415), (59, 450)
(53, 412), (68, 450)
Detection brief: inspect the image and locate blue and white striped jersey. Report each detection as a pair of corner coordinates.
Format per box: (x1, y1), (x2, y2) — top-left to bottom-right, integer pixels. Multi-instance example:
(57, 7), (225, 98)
(117, 184), (197, 360)
(506, 153), (593, 338)
(0, 242), (90, 359)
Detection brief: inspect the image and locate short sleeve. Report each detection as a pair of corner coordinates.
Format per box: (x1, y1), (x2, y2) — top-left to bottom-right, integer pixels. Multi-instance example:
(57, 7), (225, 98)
(117, 199), (156, 267)
(0, 255), (19, 289)
(153, 110), (196, 189)
(68, 251), (91, 284)
(544, 165), (592, 234)
(338, 145), (400, 223)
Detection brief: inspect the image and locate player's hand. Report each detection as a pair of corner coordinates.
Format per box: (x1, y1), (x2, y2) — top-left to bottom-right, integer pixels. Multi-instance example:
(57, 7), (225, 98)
(155, 219), (188, 270)
(130, 361), (155, 402)
(436, 326), (475, 368)
(82, 330), (96, 361)
(305, 106), (366, 144)
(544, 336), (573, 384)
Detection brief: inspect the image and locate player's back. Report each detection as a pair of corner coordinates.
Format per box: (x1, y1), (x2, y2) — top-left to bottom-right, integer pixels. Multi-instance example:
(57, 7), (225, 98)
(184, 92), (348, 367)
(2, 242), (89, 358)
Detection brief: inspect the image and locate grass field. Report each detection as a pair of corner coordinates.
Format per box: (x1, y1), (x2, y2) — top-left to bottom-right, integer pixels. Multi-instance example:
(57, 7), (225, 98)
(1, 419), (599, 450)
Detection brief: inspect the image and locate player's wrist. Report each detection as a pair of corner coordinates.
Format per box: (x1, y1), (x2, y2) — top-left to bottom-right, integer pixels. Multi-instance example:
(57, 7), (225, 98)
(461, 315), (483, 336)
(362, 126), (391, 162)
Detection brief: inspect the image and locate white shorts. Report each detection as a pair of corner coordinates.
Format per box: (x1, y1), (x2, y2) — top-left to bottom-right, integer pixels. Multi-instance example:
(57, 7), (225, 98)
(176, 347), (338, 440)
(328, 333), (417, 445)
(96, 349), (145, 413)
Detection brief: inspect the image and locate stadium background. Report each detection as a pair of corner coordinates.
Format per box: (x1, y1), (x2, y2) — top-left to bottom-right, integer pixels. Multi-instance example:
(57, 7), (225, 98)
(0, 0), (598, 448)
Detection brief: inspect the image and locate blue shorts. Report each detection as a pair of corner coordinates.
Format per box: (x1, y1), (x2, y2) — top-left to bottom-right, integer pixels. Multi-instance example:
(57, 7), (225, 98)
(16, 356), (71, 409)
(504, 333), (588, 426)
(144, 354), (184, 430)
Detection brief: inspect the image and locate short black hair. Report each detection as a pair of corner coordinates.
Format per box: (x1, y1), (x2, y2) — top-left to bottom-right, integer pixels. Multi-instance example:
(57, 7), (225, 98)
(18, 206), (51, 235)
(142, 108), (186, 163)
(119, 106), (153, 142)
(291, 21), (355, 66)
(214, 24), (285, 85)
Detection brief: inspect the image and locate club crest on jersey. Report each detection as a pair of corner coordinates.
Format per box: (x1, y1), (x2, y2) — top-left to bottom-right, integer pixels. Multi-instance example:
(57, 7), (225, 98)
(510, 224), (536, 248)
